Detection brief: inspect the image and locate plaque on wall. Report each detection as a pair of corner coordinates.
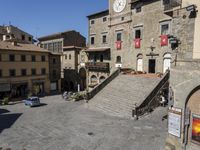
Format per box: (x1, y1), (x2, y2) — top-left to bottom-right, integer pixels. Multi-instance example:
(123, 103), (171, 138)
(191, 114), (200, 145)
(168, 107), (182, 138)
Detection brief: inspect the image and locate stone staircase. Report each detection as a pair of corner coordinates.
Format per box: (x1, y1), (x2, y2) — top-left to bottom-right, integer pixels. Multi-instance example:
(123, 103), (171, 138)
(86, 74), (162, 118)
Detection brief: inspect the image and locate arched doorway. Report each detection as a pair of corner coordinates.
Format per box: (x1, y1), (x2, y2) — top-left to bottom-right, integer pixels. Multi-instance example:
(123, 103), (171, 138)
(186, 87), (200, 147)
(70, 81), (74, 91)
(79, 68), (86, 91)
(163, 53), (171, 73)
(137, 54), (143, 72)
(115, 56), (122, 68)
(99, 76), (106, 83)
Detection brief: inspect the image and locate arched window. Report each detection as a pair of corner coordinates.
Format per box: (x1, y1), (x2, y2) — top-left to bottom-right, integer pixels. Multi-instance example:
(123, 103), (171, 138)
(99, 76), (106, 83)
(116, 56), (121, 63)
(91, 75), (97, 84)
(163, 53), (171, 73)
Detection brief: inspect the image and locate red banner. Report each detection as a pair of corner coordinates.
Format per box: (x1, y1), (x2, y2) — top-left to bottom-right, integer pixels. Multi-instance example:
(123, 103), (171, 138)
(116, 41), (122, 50)
(161, 35), (168, 46)
(135, 38), (141, 48)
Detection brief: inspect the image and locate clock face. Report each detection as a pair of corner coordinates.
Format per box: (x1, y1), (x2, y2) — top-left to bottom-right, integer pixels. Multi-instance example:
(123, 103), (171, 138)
(113, 0), (126, 13)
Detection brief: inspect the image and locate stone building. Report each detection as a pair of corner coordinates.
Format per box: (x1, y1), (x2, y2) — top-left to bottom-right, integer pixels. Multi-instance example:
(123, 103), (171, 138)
(86, 0), (174, 88)
(0, 25), (34, 44)
(49, 52), (61, 94)
(0, 41), (61, 100)
(164, 0), (200, 150)
(38, 30), (86, 91)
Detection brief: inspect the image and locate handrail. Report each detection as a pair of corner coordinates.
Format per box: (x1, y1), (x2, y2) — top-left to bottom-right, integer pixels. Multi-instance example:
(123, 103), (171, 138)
(85, 69), (120, 101)
(133, 70), (170, 117)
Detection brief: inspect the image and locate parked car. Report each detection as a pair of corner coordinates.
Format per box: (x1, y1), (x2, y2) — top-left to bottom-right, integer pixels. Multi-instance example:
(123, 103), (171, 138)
(23, 97), (40, 107)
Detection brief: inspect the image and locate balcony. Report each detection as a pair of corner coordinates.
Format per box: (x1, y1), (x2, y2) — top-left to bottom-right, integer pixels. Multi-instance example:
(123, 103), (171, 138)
(163, 0), (181, 12)
(86, 62), (110, 72)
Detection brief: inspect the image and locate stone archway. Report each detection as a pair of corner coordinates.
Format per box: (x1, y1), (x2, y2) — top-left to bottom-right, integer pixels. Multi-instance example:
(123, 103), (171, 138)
(99, 76), (106, 83)
(90, 75), (98, 85)
(137, 54), (143, 72)
(79, 68), (86, 91)
(185, 86), (200, 146)
(163, 53), (171, 73)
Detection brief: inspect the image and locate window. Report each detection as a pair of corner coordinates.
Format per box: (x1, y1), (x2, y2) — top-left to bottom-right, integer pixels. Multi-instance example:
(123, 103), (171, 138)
(29, 37), (32, 42)
(9, 69), (16, 77)
(65, 55), (67, 60)
(103, 17), (107, 22)
(91, 20), (95, 25)
(69, 54), (71, 60)
(32, 55), (36, 62)
(136, 6), (142, 13)
(91, 37), (95, 45)
(131, 2), (142, 13)
(31, 69), (36, 75)
(117, 33), (122, 41)
(22, 34), (25, 41)
(41, 68), (46, 75)
(100, 55), (104, 62)
(53, 58), (56, 64)
(102, 35), (107, 43)
(21, 69), (27, 76)
(9, 54), (15, 62)
(163, 0), (170, 5)
(121, 17), (124, 21)
(41, 55), (45, 62)
(94, 55), (97, 62)
(21, 55), (26, 62)
(161, 23), (169, 35)
(0, 70), (2, 77)
(0, 54), (1, 61)
(44, 44), (47, 49)
(116, 56), (122, 63)
(53, 70), (57, 78)
(135, 29), (141, 39)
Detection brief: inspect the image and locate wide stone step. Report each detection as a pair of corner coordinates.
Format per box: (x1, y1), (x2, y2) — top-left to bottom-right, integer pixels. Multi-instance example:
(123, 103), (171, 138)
(88, 74), (161, 118)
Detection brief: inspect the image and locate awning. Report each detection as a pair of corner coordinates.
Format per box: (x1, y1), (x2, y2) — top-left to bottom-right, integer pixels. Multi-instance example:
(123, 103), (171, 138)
(84, 47), (110, 52)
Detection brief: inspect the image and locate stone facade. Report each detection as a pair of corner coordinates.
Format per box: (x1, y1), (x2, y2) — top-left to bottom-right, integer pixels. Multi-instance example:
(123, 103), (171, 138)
(0, 41), (56, 100)
(49, 53), (61, 93)
(38, 30), (86, 92)
(86, 0), (174, 88)
(165, 0), (200, 149)
(0, 25), (34, 44)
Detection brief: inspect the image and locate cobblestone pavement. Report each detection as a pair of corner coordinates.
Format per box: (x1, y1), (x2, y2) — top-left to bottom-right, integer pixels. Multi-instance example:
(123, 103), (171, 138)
(0, 95), (168, 150)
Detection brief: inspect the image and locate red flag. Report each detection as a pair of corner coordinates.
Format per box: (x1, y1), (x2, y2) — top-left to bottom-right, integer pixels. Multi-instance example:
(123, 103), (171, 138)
(161, 35), (168, 46)
(135, 38), (141, 48)
(116, 41), (122, 50)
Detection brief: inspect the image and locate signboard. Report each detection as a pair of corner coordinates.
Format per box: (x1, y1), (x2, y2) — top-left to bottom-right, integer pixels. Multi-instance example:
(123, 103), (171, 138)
(168, 107), (182, 138)
(0, 84), (11, 92)
(191, 114), (200, 145)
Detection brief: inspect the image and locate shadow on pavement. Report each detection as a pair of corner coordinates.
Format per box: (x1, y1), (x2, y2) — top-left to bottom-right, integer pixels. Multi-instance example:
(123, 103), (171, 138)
(0, 113), (22, 133)
(32, 103), (47, 108)
(0, 109), (10, 115)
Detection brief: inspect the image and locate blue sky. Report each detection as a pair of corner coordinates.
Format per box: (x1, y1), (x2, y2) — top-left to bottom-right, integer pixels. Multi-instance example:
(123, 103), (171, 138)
(0, 0), (108, 40)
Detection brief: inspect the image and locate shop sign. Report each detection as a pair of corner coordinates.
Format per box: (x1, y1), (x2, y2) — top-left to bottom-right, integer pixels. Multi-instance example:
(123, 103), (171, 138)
(191, 114), (200, 145)
(168, 107), (182, 138)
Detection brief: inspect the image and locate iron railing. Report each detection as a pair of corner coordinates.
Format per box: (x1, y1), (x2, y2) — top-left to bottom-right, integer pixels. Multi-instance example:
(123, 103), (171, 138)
(85, 69), (120, 101)
(85, 62), (110, 72)
(133, 70), (170, 117)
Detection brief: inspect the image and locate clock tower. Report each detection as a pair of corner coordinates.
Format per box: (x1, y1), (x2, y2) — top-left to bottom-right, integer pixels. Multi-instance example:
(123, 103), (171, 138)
(109, 0), (130, 16)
